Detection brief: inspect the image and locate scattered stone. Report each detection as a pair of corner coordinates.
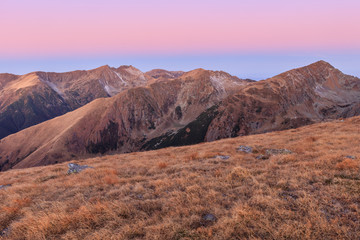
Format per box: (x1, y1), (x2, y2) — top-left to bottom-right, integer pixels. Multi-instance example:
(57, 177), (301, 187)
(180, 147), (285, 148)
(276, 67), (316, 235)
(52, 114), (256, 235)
(280, 191), (298, 200)
(216, 155), (230, 160)
(345, 155), (356, 159)
(0, 184), (11, 190)
(256, 154), (269, 160)
(0, 227), (10, 237)
(200, 213), (217, 227)
(67, 163), (93, 174)
(265, 148), (292, 155)
(237, 145), (253, 153)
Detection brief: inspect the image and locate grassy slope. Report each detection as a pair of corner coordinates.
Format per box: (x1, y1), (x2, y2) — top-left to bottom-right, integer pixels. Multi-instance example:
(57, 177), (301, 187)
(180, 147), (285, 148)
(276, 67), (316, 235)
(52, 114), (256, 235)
(0, 117), (359, 239)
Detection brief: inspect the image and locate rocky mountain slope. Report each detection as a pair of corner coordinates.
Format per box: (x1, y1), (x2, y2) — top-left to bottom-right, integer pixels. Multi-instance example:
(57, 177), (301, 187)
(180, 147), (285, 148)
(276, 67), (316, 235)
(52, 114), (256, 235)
(0, 61), (359, 171)
(0, 65), (149, 139)
(144, 61), (360, 149)
(0, 69), (250, 170)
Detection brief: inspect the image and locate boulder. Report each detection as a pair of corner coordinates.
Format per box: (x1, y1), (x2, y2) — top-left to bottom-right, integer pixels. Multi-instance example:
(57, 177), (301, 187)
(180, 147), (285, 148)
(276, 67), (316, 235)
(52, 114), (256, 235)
(67, 163), (93, 174)
(0, 184), (11, 190)
(237, 145), (253, 153)
(265, 149), (292, 155)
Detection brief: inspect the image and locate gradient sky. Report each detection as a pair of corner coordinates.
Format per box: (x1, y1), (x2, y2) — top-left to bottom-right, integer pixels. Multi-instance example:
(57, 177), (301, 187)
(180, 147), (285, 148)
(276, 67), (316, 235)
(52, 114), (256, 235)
(0, 0), (359, 79)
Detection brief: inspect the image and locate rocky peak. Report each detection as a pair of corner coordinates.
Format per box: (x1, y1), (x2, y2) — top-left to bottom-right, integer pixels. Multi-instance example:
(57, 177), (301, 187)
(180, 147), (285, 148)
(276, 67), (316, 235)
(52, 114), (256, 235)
(145, 69), (185, 80)
(308, 60), (334, 69)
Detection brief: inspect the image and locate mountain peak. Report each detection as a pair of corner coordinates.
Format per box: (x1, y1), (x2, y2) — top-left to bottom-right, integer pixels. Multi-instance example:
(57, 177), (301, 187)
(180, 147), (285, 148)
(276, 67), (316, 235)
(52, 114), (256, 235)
(308, 60), (334, 69)
(94, 65), (111, 71)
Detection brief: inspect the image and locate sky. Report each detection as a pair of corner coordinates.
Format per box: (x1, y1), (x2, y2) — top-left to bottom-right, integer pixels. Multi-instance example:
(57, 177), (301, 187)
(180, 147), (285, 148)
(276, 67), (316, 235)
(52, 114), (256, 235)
(0, 0), (359, 79)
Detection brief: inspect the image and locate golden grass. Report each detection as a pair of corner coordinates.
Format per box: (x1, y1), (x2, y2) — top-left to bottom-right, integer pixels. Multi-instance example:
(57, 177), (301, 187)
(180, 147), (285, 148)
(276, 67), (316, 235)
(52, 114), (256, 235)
(0, 117), (359, 239)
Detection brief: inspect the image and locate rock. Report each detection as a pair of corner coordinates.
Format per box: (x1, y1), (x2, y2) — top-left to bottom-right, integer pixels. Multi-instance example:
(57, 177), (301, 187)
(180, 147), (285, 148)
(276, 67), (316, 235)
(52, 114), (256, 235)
(280, 191), (299, 200)
(265, 148), (292, 155)
(256, 154), (269, 160)
(200, 213), (217, 227)
(0, 227), (10, 237)
(0, 184), (11, 190)
(67, 163), (93, 174)
(216, 155), (230, 160)
(237, 145), (253, 153)
(345, 155), (356, 159)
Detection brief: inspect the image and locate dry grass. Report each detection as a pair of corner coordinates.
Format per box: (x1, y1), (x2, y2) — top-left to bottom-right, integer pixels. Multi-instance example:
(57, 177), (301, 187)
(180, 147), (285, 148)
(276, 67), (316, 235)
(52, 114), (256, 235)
(157, 162), (168, 169)
(0, 117), (359, 239)
(335, 159), (359, 170)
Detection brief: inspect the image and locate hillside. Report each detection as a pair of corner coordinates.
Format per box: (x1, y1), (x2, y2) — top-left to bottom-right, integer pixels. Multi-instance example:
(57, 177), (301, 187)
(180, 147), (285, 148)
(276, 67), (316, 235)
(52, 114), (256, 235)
(0, 116), (359, 239)
(0, 61), (359, 171)
(0, 65), (151, 139)
(0, 69), (249, 170)
(145, 61), (360, 147)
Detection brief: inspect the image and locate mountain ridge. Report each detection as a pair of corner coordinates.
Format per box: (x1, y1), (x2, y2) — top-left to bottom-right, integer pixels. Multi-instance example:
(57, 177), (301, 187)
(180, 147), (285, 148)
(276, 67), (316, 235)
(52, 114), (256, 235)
(0, 67), (251, 170)
(0, 60), (359, 171)
(0, 65), (154, 139)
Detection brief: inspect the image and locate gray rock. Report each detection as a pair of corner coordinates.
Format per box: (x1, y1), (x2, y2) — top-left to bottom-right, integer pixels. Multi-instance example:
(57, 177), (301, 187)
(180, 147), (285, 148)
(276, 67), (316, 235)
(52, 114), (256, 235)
(265, 148), (292, 155)
(0, 227), (10, 237)
(345, 155), (356, 159)
(216, 155), (230, 160)
(67, 163), (93, 174)
(237, 145), (253, 153)
(256, 154), (269, 160)
(0, 184), (11, 190)
(280, 191), (298, 200)
(201, 213), (217, 227)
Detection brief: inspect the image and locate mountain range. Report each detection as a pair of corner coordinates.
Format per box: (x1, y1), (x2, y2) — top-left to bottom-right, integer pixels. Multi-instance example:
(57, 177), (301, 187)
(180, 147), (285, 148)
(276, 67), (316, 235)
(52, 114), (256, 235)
(0, 61), (359, 171)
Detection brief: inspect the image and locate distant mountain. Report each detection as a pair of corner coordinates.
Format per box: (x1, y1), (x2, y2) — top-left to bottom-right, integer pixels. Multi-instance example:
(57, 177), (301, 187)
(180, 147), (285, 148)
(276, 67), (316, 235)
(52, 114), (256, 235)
(0, 65), (149, 139)
(0, 69), (250, 170)
(144, 61), (360, 149)
(0, 61), (359, 171)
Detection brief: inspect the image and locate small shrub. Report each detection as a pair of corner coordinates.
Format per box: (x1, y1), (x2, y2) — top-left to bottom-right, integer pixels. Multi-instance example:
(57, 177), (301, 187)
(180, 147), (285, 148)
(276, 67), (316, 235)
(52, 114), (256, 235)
(185, 152), (201, 162)
(158, 162), (168, 169)
(335, 159), (359, 170)
(103, 175), (119, 185)
(227, 167), (250, 182)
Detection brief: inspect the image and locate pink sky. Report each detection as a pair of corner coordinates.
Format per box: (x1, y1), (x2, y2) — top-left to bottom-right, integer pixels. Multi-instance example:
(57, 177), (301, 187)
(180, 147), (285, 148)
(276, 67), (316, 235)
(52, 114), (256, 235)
(1, 0), (360, 58)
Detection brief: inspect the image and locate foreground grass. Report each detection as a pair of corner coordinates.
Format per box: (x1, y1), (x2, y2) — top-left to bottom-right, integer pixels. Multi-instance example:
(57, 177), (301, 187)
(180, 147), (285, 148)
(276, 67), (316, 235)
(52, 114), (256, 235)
(0, 117), (359, 239)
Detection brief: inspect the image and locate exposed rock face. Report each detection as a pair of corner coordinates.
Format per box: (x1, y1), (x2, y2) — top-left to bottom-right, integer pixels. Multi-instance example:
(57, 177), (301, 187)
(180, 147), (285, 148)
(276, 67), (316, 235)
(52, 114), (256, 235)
(0, 69), (250, 170)
(0, 65), (149, 139)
